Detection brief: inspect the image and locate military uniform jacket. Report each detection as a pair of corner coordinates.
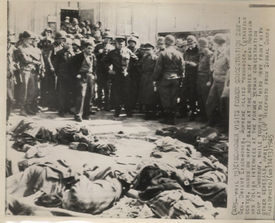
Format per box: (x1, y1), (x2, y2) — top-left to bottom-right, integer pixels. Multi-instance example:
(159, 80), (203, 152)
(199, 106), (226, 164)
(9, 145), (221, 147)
(103, 47), (138, 78)
(153, 46), (185, 81)
(54, 48), (74, 78)
(184, 46), (199, 75)
(69, 52), (96, 79)
(140, 53), (158, 105)
(198, 48), (213, 76)
(94, 43), (115, 74)
(38, 38), (54, 70)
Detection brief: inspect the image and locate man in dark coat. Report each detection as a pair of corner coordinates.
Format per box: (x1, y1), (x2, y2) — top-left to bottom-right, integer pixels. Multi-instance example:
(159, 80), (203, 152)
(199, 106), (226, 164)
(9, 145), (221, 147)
(139, 43), (158, 120)
(94, 32), (115, 110)
(182, 35), (200, 121)
(103, 36), (138, 117)
(55, 38), (75, 116)
(49, 31), (67, 111)
(69, 39), (96, 122)
(153, 35), (185, 125)
(38, 27), (55, 108)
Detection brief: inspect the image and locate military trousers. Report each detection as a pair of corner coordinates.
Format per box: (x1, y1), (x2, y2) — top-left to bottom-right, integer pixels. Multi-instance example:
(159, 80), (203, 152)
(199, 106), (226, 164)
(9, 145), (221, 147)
(158, 78), (180, 112)
(41, 69), (57, 109)
(96, 72), (110, 109)
(112, 75), (132, 115)
(196, 74), (211, 119)
(18, 70), (39, 110)
(75, 73), (95, 118)
(57, 76), (71, 114)
(206, 80), (226, 122)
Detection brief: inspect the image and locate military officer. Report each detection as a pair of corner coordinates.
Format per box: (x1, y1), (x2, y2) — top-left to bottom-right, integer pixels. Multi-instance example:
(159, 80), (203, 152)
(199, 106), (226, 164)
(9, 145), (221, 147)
(55, 38), (75, 116)
(183, 35), (200, 121)
(153, 35), (185, 125)
(49, 30), (67, 111)
(38, 27), (55, 108)
(197, 37), (213, 121)
(206, 33), (230, 128)
(103, 36), (138, 117)
(17, 31), (40, 116)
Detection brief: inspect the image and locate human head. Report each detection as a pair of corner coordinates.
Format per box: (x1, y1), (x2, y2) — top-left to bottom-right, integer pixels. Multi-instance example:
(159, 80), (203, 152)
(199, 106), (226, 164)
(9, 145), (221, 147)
(207, 35), (214, 50)
(165, 34), (176, 47)
(55, 31), (67, 44)
(187, 35), (197, 49)
(115, 36), (126, 49)
(64, 38), (73, 50)
(213, 33), (226, 47)
(156, 36), (165, 50)
(198, 37), (208, 49)
(72, 39), (81, 52)
(42, 27), (53, 38)
(143, 42), (154, 55)
(96, 21), (102, 28)
(72, 18), (79, 26)
(103, 32), (113, 44)
(21, 31), (35, 46)
(8, 31), (16, 45)
(127, 37), (137, 48)
(84, 20), (90, 26)
(32, 34), (41, 47)
(82, 39), (95, 55)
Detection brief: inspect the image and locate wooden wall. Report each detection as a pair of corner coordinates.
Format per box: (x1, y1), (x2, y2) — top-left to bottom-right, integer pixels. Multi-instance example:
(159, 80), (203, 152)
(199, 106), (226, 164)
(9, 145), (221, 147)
(8, 1), (232, 43)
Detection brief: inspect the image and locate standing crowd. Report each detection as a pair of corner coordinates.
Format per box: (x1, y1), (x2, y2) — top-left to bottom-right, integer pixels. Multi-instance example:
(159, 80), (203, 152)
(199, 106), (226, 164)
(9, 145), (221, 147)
(7, 17), (230, 130)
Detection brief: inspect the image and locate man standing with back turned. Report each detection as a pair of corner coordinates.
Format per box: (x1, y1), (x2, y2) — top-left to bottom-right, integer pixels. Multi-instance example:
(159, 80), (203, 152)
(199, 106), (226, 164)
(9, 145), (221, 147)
(153, 35), (185, 125)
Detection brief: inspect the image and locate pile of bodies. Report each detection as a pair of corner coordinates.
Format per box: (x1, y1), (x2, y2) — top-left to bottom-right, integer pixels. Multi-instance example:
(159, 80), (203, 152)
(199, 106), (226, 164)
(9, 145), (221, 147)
(7, 120), (228, 219)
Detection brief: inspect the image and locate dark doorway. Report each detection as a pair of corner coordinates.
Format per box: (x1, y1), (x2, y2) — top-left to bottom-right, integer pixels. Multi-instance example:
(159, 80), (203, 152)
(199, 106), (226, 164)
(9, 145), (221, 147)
(60, 9), (80, 24)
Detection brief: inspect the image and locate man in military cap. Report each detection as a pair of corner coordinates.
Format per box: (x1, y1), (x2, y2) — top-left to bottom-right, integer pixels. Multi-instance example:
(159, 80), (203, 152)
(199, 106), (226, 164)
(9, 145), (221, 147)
(7, 32), (18, 119)
(48, 30), (67, 111)
(69, 39), (96, 122)
(182, 35), (200, 121)
(94, 32), (115, 110)
(17, 31), (41, 115)
(30, 34), (45, 114)
(127, 36), (142, 112)
(38, 27), (55, 108)
(197, 37), (213, 121)
(103, 36), (138, 117)
(55, 38), (75, 117)
(206, 33), (230, 129)
(153, 34), (185, 125)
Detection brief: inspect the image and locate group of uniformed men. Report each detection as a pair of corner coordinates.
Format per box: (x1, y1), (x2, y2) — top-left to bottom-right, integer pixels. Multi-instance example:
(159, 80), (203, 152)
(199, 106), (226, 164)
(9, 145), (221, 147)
(7, 18), (230, 129)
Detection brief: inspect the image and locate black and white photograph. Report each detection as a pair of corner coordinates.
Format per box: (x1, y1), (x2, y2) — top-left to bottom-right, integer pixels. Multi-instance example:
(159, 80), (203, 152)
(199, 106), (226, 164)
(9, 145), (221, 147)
(6, 0), (230, 219)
